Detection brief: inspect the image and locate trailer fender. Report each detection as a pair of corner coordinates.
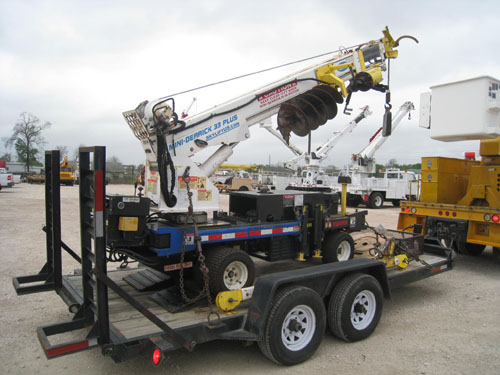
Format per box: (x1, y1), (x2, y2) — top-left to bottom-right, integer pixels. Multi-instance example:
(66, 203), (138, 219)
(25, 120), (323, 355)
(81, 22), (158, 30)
(244, 258), (389, 339)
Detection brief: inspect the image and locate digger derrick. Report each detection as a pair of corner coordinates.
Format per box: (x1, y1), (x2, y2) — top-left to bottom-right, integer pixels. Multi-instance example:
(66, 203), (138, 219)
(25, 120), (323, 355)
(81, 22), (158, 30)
(123, 27), (417, 214)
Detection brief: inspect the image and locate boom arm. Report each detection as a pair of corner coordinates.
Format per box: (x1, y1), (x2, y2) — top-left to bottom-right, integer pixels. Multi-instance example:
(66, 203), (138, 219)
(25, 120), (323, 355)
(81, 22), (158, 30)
(123, 28), (414, 213)
(351, 101), (415, 173)
(283, 106), (372, 170)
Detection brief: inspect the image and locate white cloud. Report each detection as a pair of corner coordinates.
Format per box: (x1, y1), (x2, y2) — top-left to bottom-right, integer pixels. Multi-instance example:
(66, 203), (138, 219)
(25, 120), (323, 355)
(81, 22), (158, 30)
(1, 0), (499, 166)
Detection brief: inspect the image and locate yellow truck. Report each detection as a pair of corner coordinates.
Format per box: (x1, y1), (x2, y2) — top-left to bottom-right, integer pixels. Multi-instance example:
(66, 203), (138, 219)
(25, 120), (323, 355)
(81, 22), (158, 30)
(60, 156), (76, 186)
(398, 76), (500, 255)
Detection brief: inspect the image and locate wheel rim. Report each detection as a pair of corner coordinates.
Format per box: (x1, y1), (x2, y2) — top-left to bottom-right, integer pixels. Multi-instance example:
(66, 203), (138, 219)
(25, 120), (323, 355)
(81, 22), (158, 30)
(350, 290), (376, 330)
(223, 261), (248, 289)
(374, 195), (383, 207)
(281, 305), (316, 351)
(336, 240), (352, 261)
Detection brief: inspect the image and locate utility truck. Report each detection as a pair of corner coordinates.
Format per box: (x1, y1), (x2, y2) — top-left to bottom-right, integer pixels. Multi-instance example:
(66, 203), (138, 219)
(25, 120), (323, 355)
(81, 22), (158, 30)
(398, 76), (500, 255)
(11, 29), (452, 367)
(335, 101), (418, 208)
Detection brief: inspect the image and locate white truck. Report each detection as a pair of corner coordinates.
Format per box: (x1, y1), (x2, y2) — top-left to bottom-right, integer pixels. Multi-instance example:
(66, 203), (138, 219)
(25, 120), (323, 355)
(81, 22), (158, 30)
(0, 168), (14, 189)
(335, 101), (417, 208)
(345, 167), (419, 208)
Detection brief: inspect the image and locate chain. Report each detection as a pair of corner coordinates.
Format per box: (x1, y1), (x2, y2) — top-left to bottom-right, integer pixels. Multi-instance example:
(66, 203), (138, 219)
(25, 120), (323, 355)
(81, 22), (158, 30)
(178, 168), (219, 323)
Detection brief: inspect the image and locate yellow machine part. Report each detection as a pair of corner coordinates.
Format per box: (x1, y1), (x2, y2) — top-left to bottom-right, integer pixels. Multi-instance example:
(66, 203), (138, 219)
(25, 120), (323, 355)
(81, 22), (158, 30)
(420, 157), (478, 204)
(118, 217), (139, 231)
(216, 290), (243, 312)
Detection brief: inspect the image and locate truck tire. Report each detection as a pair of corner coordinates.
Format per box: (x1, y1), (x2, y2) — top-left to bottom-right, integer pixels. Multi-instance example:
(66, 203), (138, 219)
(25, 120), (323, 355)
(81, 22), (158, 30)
(346, 195), (360, 207)
(322, 232), (355, 262)
(457, 242), (486, 256)
(205, 247), (255, 293)
(369, 192), (384, 209)
(328, 273), (383, 342)
(258, 286), (326, 366)
(238, 186), (249, 191)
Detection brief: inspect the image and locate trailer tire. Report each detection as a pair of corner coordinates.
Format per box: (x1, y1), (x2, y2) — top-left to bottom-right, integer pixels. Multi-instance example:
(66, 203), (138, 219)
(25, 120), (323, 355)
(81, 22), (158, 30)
(328, 273), (383, 342)
(322, 232), (355, 263)
(258, 286), (326, 366)
(205, 247), (255, 293)
(369, 192), (384, 209)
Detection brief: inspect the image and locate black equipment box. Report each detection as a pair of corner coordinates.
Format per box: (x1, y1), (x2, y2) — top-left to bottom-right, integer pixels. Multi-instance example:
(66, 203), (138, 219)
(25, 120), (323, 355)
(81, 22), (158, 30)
(106, 195), (150, 246)
(229, 190), (338, 223)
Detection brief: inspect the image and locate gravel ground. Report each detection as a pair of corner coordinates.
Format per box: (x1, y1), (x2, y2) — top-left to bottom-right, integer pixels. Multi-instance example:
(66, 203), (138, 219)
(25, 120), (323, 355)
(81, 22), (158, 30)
(1, 183), (500, 374)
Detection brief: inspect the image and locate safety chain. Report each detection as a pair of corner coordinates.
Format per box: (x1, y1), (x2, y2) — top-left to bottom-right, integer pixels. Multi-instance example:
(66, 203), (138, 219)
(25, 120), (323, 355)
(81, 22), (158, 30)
(178, 167), (219, 323)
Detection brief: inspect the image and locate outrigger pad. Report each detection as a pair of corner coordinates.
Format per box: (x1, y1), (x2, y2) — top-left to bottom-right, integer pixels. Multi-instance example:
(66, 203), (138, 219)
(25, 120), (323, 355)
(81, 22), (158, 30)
(123, 268), (173, 292)
(150, 286), (207, 313)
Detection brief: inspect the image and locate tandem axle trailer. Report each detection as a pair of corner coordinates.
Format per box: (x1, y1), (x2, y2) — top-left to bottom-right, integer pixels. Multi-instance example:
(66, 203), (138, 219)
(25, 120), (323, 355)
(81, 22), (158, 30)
(13, 148), (453, 366)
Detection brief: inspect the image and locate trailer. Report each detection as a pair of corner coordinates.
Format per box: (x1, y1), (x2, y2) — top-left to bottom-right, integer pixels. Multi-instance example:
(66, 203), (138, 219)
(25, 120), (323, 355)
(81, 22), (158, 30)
(13, 148), (452, 366)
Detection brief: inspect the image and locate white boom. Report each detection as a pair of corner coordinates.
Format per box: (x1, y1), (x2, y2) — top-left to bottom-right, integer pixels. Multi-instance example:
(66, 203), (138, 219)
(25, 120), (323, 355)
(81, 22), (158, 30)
(123, 28), (414, 213)
(350, 101), (414, 174)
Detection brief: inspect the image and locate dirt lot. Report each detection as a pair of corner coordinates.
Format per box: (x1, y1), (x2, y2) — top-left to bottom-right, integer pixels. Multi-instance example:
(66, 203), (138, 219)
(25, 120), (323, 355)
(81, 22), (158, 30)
(1, 183), (500, 374)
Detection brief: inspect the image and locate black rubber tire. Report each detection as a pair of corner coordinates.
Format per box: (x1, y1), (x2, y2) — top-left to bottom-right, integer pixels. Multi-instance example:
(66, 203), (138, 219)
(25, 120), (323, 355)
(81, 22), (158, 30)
(285, 185), (294, 190)
(328, 273), (383, 342)
(457, 242), (486, 256)
(205, 247), (255, 293)
(369, 192), (384, 209)
(258, 286), (326, 366)
(391, 200), (400, 207)
(322, 232), (355, 263)
(238, 186), (249, 191)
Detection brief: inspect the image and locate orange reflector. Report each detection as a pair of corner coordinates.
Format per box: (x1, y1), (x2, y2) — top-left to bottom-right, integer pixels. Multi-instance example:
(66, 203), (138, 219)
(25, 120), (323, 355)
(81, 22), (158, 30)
(152, 348), (162, 365)
(493, 215), (500, 223)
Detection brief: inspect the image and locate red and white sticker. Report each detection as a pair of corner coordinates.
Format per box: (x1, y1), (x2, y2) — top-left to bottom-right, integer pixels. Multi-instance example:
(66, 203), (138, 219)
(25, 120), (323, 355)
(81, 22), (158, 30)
(257, 82), (299, 108)
(164, 261), (193, 272)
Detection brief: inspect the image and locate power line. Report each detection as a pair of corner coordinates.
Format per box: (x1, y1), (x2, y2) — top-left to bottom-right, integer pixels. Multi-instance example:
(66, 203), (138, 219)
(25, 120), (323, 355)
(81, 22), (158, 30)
(158, 43), (363, 99)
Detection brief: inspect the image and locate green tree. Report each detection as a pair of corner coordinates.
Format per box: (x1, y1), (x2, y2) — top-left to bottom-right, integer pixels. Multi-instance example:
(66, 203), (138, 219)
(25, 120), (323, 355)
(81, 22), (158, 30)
(14, 139), (42, 167)
(5, 112), (51, 171)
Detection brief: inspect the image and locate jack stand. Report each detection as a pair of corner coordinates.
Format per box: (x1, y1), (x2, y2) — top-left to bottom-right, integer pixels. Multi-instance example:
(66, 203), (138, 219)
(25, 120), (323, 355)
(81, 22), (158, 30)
(296, 252), (306, 262)
(312, 249), (322, 258)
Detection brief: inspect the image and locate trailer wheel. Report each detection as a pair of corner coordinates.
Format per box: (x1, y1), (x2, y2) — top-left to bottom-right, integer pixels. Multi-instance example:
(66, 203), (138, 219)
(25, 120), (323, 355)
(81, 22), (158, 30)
(328, 273), (383, 342)
(205, 247), (255, 293)
(369, 192), (384, 209)
(457, 242), (486, 256)
(322, 232), (355, 263)
(258, 286), (326, 366)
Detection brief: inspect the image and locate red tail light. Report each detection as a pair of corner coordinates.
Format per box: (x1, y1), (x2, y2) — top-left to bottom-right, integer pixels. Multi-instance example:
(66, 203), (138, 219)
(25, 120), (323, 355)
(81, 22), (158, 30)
(152, 348), (162, 366)
(8, 175), (11, 180)
(492, 215), (500, 223)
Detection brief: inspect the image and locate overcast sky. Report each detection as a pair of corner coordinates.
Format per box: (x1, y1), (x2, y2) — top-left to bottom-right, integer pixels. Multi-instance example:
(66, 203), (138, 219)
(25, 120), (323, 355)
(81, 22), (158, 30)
(1, 0), (499, 169)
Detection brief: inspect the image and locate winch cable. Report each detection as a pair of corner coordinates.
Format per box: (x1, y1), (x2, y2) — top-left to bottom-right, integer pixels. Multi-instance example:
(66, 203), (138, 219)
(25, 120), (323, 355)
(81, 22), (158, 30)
(156, 43), (373, 100)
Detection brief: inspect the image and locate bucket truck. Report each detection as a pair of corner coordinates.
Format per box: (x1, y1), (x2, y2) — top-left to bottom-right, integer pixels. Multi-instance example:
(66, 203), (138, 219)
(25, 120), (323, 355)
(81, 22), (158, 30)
(398, 76), (500, 256)
(336, 101), (417, 208)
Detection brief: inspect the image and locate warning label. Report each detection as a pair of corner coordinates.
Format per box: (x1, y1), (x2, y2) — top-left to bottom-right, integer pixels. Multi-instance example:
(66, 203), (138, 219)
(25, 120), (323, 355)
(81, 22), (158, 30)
(178, 176), (197, 190)
(196, 176), (207, 189)
(147, 171), (158, 194)
(257, 82), (299, 108)
(197, 189), (212, 201)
